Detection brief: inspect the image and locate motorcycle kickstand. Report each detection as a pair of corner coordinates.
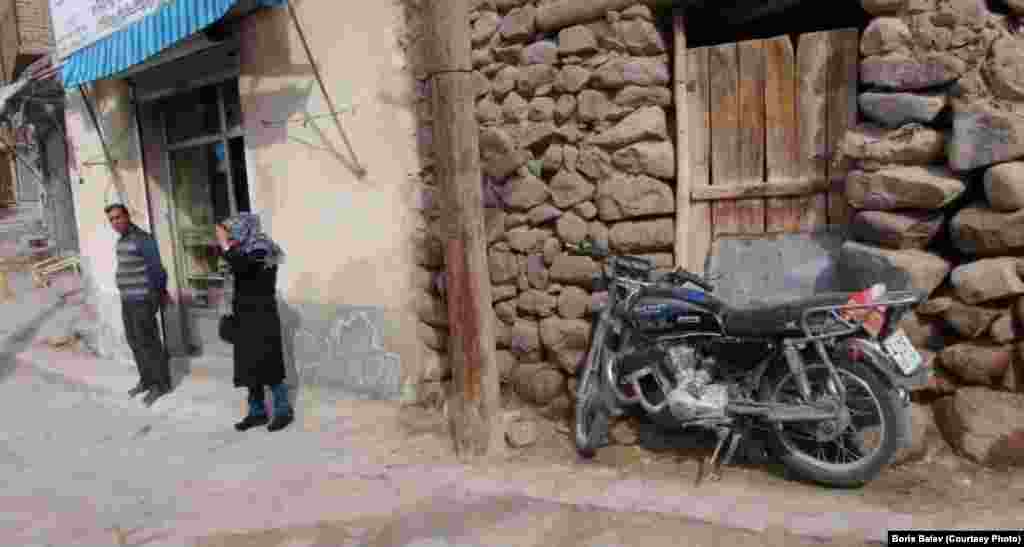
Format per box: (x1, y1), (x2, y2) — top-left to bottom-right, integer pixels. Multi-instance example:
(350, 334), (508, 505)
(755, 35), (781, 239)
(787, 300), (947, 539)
(696, 428), (744, 486)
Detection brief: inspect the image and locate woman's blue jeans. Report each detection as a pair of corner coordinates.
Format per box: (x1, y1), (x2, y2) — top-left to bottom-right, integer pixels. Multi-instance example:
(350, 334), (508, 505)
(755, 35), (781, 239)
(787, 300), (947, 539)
(247, 384), (293, 418)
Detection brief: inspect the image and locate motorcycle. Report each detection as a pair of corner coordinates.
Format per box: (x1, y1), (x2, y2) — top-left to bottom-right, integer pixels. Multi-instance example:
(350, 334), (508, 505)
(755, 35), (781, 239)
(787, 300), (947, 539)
(571, 238), (930, 488)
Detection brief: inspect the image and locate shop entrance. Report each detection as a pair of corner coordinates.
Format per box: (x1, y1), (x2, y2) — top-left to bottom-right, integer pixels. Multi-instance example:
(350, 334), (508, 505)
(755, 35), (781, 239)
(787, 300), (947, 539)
(159, 78), (251, 356)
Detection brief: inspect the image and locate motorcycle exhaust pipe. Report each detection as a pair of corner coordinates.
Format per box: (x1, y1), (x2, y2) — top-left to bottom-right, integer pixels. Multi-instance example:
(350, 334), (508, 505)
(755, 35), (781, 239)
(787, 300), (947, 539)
(727, 402), (839, 422)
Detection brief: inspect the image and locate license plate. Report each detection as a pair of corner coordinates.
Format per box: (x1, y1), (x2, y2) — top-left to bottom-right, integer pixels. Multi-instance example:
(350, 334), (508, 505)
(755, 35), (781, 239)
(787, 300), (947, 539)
(883, 329), (923, 375)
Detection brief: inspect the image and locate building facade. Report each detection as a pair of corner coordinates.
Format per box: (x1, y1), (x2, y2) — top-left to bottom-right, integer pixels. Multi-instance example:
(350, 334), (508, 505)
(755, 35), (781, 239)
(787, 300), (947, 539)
(60, 0), (429, 400)
(0, 0), (52, 208)
(0, 0), (78, 253)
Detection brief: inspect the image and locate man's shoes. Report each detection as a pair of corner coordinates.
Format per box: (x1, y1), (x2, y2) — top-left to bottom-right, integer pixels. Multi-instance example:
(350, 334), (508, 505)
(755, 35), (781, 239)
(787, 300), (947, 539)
(267, 414), (294, 432)
(234, 415), (270, 431)
(128, 383), (149, 397)
(142, 385), (170, 407)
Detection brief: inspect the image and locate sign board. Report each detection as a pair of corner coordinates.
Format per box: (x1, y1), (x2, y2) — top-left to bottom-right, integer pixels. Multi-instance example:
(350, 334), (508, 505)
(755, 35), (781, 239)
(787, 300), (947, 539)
(49, 0), (172, 60)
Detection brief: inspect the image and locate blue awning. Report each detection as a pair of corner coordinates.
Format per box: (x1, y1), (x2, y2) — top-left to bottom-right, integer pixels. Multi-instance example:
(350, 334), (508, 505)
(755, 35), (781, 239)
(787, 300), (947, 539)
(60, 0), (287, 89)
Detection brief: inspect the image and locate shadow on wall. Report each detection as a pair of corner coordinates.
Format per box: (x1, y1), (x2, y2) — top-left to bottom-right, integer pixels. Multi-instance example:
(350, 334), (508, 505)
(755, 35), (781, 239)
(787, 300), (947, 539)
(240, 4), (366, 179)
(65, 90), (136, 211)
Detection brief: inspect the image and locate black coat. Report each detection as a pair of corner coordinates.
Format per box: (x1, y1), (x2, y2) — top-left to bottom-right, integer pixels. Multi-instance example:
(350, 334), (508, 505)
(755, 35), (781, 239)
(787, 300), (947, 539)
(224, 247), (286, 388)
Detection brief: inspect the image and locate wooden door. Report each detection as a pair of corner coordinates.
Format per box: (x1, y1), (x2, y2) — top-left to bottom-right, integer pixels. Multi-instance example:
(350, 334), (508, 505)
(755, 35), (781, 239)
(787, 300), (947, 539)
(674, 26), (860, 273)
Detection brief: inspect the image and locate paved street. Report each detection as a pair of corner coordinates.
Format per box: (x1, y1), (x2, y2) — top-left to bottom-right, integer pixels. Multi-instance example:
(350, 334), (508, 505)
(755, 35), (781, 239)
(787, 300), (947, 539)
(0, 360), (884, 547)
(4, 290), (1023, 547)
(1, 207), (1023, 546)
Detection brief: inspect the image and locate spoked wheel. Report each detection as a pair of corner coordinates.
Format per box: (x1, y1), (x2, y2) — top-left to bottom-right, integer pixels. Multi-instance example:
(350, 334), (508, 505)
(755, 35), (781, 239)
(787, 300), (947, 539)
(574, 356), (610, 459)
(760, 358), (905, 488)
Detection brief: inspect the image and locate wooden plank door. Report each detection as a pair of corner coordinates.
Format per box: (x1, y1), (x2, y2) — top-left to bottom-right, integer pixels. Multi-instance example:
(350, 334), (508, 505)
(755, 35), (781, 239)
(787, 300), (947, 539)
(796, 31), (831, 231)
(675, 27), (860, 272)
(765, 35), (800, 232)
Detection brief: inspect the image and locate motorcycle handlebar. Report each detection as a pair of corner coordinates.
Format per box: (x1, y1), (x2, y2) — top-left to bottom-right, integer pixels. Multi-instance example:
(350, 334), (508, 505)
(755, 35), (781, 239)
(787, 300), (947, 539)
(568, 242), (652, 272)
(568, 239), (714, 292)
(676, 269), (714, 292)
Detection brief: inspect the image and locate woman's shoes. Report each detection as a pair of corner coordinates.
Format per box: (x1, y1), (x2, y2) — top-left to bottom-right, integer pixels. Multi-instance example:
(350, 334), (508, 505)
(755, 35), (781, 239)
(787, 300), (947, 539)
(234, 415), (270, 431)
(236, 384), (293, 432)
(234, 414), (291, 431)
(267, 414), (294, 432)
(268, 383), (294, 432)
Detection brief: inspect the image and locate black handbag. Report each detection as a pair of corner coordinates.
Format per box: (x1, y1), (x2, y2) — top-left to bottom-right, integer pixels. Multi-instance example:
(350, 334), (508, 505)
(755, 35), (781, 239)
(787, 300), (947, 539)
(217, 274), (238, 344)
(218, 313), (238, 344)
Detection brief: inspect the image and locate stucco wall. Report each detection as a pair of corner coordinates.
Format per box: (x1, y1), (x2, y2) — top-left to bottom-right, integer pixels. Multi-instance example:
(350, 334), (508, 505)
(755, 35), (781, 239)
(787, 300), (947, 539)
(65, 78), (152, 363)
(235, 2), (425, 399)
(64, 1), (429, 402)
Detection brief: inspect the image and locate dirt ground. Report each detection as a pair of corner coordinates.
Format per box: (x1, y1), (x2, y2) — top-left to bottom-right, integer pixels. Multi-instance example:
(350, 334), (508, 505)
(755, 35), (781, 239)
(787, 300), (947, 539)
(193, 400), (1024, 547)
(401, 402), (1024, 515)
(197, 505), (879, 547)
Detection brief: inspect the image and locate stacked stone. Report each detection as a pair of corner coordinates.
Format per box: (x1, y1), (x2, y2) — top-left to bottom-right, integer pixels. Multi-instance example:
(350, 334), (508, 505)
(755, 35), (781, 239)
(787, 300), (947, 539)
(395, 0), (457, 404)
(462, 0), (678, 418)
(840, 0), (1024, 468)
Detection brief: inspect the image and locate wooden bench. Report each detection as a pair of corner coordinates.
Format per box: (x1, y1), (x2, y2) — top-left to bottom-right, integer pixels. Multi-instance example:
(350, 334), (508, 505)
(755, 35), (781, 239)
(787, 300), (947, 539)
(31, 253), (81, 288)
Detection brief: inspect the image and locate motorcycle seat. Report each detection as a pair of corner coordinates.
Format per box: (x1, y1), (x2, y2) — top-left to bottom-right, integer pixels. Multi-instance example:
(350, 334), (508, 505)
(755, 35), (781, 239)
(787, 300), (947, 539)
(722, 292), (857, 337)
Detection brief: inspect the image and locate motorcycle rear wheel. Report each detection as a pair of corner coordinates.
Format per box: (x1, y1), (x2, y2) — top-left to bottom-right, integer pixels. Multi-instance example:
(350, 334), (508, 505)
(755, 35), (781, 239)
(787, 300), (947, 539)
(759, 357), (906, 488)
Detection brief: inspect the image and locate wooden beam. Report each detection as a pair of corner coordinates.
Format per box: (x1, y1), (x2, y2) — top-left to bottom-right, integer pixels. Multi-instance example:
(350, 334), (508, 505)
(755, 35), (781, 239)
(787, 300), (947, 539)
(796, 31), (830, 230)
(673, 10), (690, 273)
(536, 0), (668, 32)
(764, 35), (800, 232)
(827, 28), (859, 227)
(736, 39), (766, 234)
(685, 47), (712, 275)
(691, 178), (830, 201)
(424, 0), (502, 462)
(709, 43), (740, 235)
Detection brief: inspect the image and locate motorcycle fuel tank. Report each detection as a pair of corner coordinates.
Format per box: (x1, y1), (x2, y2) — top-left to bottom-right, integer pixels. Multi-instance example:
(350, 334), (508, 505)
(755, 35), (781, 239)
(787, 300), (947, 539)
(628, 297), (722, 335)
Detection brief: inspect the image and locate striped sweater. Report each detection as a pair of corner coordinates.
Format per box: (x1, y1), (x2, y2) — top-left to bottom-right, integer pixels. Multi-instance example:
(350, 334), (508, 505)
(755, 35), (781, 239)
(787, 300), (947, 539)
(116, 225), (168, 301)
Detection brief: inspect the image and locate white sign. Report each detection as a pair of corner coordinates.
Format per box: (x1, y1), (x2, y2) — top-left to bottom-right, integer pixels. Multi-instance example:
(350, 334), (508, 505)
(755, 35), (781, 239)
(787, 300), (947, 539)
(49, 0), (173, 60)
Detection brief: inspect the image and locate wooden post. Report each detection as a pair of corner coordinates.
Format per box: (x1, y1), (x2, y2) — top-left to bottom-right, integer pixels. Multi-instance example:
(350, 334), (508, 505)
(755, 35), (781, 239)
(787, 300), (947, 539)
(0, 269), (12, 302)
(685, 47), (712, 274)
(424, 0), (503, 461)
(827, 29), (859, 228)
(672, 11), (690, 271)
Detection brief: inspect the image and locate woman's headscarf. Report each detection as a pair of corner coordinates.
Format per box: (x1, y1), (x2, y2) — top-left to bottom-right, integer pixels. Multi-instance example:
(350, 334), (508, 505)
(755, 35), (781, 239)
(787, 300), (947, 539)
(221, 212), (284, 266)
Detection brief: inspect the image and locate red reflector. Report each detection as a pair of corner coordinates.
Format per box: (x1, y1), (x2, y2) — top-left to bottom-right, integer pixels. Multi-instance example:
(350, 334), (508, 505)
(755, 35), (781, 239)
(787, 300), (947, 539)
(849, 347), (864, 361)
(623, 384), (637, 397)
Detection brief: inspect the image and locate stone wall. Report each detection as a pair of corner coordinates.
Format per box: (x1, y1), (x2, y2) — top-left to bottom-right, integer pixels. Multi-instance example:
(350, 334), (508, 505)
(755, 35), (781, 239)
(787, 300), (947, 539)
(836, 0), (1024, 467)
(411, 0), (676, 422)
(411, 0), (1024, 464)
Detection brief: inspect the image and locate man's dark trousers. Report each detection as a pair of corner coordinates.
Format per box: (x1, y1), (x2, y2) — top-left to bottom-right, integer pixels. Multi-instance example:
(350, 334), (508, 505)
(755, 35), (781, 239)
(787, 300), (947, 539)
(122, 296), (171, 390)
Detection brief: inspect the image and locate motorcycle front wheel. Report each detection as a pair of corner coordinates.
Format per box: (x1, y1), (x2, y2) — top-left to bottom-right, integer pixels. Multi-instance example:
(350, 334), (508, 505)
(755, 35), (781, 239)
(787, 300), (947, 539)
(574, 350), (610, 459)
(759, 356), (907, 488)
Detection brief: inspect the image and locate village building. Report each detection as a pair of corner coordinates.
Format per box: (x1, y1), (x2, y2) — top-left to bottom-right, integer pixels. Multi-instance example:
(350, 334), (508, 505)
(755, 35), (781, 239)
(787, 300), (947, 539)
(0, 0), (1021, 464)
(26, 0), (430, 400)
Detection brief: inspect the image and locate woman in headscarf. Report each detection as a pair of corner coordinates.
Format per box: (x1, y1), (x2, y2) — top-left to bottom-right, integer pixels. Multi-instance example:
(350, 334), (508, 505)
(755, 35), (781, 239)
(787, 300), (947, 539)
(215, 212), (293, 432)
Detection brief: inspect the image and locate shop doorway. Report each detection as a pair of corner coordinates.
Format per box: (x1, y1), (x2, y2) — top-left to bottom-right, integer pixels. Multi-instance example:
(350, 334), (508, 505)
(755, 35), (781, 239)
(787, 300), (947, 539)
(159, 78), (250, 356)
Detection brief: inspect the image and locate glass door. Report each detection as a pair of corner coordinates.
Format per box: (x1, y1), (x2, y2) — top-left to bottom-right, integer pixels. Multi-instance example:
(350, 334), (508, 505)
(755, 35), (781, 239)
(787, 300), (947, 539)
(161, 79), (249, 352)
(170, 141), (233, 309)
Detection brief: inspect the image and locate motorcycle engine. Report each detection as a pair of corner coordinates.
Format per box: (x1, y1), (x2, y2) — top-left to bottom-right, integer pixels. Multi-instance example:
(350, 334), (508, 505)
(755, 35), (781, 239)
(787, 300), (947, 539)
(663, 345), (729, 421)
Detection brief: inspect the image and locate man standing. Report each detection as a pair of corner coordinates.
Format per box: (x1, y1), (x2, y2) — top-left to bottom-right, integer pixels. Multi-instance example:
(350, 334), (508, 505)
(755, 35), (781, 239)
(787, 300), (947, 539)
(106, 203), (173, 406)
